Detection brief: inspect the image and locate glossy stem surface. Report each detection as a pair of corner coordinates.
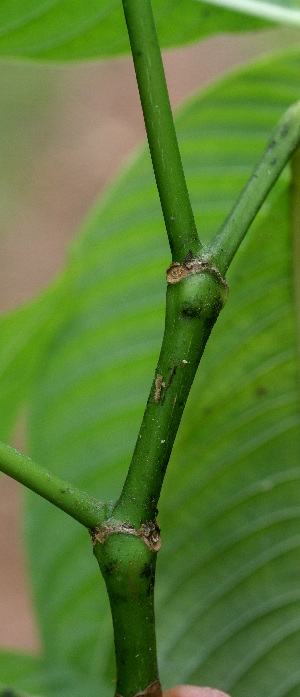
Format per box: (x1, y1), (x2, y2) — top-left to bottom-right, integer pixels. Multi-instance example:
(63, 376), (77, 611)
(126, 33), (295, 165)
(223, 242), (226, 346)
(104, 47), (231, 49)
(94, 535), (160, 697)
(115, 269), (228, 528)
(122, 0), (201, 261)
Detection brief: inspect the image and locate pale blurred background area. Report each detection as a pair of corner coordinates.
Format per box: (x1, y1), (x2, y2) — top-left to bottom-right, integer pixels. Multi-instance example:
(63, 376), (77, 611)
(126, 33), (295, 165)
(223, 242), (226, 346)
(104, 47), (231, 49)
(0, 26), (298, 653)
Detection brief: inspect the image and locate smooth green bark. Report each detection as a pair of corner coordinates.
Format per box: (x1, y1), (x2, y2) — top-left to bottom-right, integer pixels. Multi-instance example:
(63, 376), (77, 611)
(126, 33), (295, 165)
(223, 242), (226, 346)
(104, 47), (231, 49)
(114, 269), (228, 528)
(122, 0), (200, 262)
(94, 535), (159, 697)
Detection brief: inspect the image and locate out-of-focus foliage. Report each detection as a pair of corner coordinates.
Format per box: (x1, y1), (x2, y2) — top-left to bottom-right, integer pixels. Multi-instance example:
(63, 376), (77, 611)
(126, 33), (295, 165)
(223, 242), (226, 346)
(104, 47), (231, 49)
(0, 0), (280, 61)
(0, 2), (300, 697)
(197, 0), (300, 25)
(0, 651), (41, 695)
(0, 277), (68, 443)
(1, 48), (294, 697)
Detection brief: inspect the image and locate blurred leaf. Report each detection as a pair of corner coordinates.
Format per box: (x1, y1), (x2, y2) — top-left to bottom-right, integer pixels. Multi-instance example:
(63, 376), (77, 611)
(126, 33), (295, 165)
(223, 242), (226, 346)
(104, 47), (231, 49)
(158, 191), (300, 696)
(27, 48), (300, 695)
(30, 664), (102, 697)
(0, 275), (70, 443)
(0, 660), (99, 697)
(0, 692), (33, 697)
(0, 0), (271, 62)
(202, 0), (300, 24)
(0, 692), (30, 697)
(0, 651), (41, 695)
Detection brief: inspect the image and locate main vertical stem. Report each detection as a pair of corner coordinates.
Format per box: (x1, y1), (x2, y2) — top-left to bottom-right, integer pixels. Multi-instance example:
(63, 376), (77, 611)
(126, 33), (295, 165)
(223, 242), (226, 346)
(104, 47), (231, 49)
(115, 271), (228, 528)
(94, 535), (160, 697)
(101, 3), (203, 693)
(122, 0), (201, 261)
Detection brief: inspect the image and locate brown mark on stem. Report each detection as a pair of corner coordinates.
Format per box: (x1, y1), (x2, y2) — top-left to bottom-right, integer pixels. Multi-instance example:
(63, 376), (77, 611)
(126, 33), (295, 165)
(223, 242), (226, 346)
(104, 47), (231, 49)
(166, 252), (228, 292)
(116, 680), (163, 697)
(154, 374), (165, 403)
(89, 520), (161, 552)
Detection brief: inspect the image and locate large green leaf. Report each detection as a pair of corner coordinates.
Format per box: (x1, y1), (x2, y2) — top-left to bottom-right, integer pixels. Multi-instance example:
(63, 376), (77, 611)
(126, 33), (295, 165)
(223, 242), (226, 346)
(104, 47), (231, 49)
(26, 49), (300, 696)
(203, 0), (300, 24)
(0, 652), (94, 697)
(0, 651), (41, 695)
(0, 0), (273, 62)
(0, 276), (69, 443)
(157, 191), (300, 696)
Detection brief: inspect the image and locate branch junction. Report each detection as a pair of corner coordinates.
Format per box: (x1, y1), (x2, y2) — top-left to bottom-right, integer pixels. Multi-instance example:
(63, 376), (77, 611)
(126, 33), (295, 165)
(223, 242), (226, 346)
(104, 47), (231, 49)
(166, 250), (229, 293)
(89, 519), (161, 552)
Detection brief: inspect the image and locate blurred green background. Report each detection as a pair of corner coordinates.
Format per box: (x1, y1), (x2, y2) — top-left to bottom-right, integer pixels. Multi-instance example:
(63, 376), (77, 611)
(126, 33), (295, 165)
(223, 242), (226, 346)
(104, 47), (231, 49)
(0, 21), (299, 655)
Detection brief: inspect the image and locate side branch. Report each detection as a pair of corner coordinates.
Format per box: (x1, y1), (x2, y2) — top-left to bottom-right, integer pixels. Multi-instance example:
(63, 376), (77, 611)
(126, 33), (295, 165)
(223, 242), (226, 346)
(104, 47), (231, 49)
(0, 440), (104, 528)
(210, 100), (300, 275)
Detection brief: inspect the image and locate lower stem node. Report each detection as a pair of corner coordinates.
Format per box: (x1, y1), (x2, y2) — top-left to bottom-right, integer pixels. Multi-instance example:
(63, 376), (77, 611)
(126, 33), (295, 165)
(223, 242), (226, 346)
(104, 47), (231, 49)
(93, 533), (160, 697)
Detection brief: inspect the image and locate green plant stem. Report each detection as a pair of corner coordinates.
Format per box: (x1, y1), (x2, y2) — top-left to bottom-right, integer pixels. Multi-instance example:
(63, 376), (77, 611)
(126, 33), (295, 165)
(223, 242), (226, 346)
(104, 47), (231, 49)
(121, 0), (201, 261)
(0, 439), (103, 528)
(94, 535), (159, 697)
(210, 100), (300, 275)
(102, 5), (227, 695)
(107, 267), (227, 697)
(114, 269), (228, 528)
